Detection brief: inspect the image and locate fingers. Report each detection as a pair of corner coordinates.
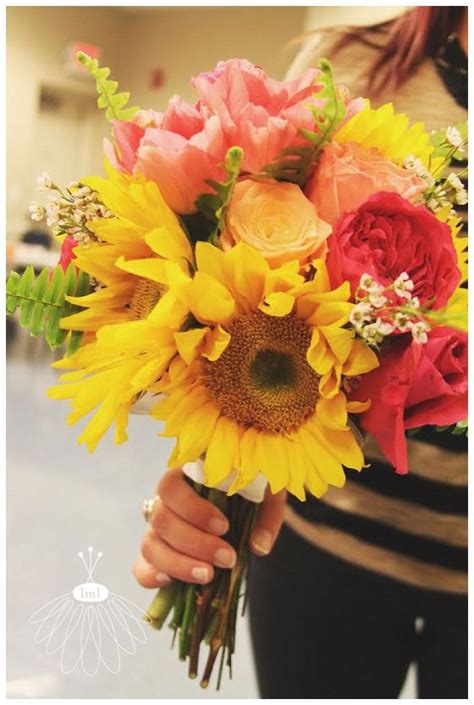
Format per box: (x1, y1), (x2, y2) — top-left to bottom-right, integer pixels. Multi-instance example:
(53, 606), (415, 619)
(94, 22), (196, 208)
(132, 555), (171, 589)
(250, 487), (287, 556)
(151, 498), (236, 568)
(157, 468), (229, 535)
(141, 528), (215, 584)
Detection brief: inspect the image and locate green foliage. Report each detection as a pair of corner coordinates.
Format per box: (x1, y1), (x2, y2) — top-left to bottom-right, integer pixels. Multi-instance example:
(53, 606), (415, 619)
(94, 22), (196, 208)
(430, 121), (468, 162)
(6, 264), (90, 355)
(77, 51), (139, 122)
(407, 420), (468, 439)
(194, 146), (244, 244)
(262, 59), (346, 186)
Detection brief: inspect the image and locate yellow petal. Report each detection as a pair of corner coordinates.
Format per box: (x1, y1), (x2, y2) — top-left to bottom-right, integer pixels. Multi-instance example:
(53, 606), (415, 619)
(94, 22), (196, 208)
(202, 325), (231, 362)
(189, 271), (235, 325)
(145, 225), (192, 263)
(174, 328), (208, 364)
(317, 392), (348, 430)
(258, 291), (295, 317)
(115, 255), (169, 284)
(174, 402), (220, 464)
(320, 325), (354, 364)
(347, 399), (371, 414)
(342, 340), (379, 376)
(204, 416), (241, 486)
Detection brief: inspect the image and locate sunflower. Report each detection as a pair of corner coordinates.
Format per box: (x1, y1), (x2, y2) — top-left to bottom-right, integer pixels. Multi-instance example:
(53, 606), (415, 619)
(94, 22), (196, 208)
(60, 164), (193, 333)
(152, 241), (379, 500)
(48, 285), (187, 451)
(335, 101), (442, 172)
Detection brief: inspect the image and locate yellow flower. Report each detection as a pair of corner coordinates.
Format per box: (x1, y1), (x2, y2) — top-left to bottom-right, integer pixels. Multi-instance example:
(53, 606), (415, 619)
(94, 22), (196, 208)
(335, 101), (443, 172)
(61, 165), (193, 333)
(152, 242), (379, 500)
(48, 289), (186, 452)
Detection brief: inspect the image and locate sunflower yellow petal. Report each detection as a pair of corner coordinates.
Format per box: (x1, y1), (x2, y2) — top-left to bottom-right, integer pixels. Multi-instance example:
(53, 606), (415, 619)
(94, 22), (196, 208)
(317, 392), (349, 430)
(342, 340), (379, 376)
(204, 417), (241, 486)
(174, 328), (209, 364)
(258, 291), (295, 317)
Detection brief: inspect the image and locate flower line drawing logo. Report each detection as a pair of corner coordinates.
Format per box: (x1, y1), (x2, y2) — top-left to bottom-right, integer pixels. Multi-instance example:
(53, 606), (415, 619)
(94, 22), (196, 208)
(29, 547), (148, 676)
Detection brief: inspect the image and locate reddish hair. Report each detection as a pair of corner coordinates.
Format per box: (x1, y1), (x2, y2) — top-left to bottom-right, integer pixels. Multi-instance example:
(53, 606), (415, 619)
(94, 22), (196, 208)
(332, 6), (465, 95)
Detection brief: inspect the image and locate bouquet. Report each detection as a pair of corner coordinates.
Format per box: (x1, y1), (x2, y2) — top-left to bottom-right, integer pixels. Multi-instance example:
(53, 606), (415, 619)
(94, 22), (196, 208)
(7, 53), (468, 688)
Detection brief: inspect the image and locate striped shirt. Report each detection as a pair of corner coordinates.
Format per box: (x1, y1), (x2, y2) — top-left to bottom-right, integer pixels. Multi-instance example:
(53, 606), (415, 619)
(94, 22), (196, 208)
(285, 26), (468, 594)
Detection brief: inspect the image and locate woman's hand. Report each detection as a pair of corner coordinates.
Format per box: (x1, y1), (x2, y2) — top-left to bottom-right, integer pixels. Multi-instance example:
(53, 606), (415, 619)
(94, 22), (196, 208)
(133, 467), (286, 588)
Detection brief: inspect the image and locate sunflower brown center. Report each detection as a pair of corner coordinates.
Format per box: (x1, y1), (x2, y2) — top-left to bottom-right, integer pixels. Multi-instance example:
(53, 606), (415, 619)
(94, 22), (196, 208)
(203, 310), (320, 433)
(129, 278), (166, 320)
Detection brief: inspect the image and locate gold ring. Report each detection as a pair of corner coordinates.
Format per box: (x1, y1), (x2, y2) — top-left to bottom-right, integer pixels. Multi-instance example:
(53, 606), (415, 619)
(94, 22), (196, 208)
(142, 496), (159, 523)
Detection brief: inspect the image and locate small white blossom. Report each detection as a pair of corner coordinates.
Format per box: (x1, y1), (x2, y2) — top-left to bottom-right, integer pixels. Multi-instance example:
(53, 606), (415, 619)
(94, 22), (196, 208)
(359, 273), (383, 295)
(29, 203), (45, 221)
(446, 126), (464, 150)
(455, 188), (468, 205)
(403, 155), (418, 170)
(447, 172), (464, 191)
(73, 186), (92, 199)
(45, 200), (60, 227)
(409, 296), (420, 310)
(350, 302), (373, 329)
(36, 172), (53, 192)
(361, 323), (383, 345)
(368, 293), (387, 308)
(72, 209), (85, 225)
(393, 272), (415, 299)
(411, 320), (430, 344)
(393, 312), (413, 332)
(428, 198), (441, 212)
(373, 317), (394, 336)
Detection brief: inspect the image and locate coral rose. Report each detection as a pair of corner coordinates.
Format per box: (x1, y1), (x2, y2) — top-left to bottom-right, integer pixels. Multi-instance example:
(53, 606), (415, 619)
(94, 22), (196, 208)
(351, 327), (468, 473)
(327, 192), (461, 309)
(192, 58), (324, 174)
(221, 179), (331, 267)
(105, 99), (227, 214)
(306, 141), (426, 225)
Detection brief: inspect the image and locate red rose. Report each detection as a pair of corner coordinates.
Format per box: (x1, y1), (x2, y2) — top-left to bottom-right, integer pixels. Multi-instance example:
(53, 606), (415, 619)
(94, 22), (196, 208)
(351, 326), (467, 473)
(58, 235), (77, 271)
(327, 192), (461, 309)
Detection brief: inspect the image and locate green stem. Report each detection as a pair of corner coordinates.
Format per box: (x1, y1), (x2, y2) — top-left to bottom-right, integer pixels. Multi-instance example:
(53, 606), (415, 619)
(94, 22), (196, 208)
(145, 582), (179, 629)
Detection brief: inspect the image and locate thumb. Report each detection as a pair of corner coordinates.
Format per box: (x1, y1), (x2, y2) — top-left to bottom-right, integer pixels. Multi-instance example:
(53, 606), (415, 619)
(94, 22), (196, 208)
(250, 487), (287, 556)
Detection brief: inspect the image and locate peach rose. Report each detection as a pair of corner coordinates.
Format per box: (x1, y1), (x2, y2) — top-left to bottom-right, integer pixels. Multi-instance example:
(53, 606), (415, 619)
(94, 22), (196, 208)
(221, 179), (331, 267)
(306, 141), (427, 225)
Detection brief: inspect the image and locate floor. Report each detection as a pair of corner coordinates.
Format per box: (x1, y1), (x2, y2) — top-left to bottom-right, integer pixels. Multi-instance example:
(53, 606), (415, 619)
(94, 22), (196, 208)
(6, 327), (416, 699)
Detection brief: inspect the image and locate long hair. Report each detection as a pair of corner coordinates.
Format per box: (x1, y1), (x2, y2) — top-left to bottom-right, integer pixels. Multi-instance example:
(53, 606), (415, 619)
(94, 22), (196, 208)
(331, 6), (465, 95)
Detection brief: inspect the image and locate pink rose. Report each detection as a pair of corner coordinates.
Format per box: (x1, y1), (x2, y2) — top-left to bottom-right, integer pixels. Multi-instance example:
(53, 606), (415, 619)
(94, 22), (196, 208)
(306, 142), (427, 225)
(327, 192), (461, 309)
(351, 327), (467, 473)
(191, 58), (323, 173)
(106, 99), (227, 214)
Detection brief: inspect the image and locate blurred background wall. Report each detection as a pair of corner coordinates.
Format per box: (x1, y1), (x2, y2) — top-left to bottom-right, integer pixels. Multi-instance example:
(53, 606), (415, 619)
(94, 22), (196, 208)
(6, 5), (404, 242)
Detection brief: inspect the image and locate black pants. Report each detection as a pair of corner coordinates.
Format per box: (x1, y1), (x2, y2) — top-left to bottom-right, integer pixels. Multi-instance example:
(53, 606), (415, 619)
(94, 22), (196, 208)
(247, 522), (468, 699)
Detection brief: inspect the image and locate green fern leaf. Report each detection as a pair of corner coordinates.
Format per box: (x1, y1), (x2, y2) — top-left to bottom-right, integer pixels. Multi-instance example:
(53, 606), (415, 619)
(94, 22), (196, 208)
(77, 51), (139, 122)
(194, 146), (243, 244)
(6, 264), (90, 352)
(261, 58), (346, 186)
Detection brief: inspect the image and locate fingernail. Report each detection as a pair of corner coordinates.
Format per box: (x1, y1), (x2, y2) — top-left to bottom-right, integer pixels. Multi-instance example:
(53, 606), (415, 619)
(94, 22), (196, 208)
(252, 529), (273, 555)
(155, 571), (171, 584)
(208, 516), (228, 535)
(191, 566), (210, 583)
(213, 548), (236, 569)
